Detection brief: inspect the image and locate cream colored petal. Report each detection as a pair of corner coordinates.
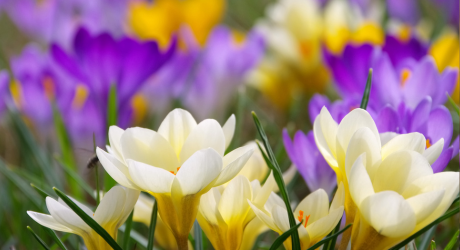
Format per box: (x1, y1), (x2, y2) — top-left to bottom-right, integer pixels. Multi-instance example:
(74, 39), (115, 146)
(46, 197), (91, 233)
(57, 197), (93, 217)
(265, 192), (285, 211)
(271, 205), (290, 232)
(336, 109), (380, 165)
(237, 141), (268, 183)
(133, 193), (154, 225)
(360, 191), (416, 238)
(306, 206), (344, 243)
(330, 182), (345, 211)
(373, 151), (433, 193)
(379, 132), (398, 147)
(272, 166), (298, 193)
(27, 211), (74, 233)
(199, 188), (223, 225)
(96, 147), (140, 190)
(218, 176), (253, 224)
(179, 120), (226, 164)
(119, 188), (141, 225)
(313, 108), (339, 168)
(253, 173), (277, 207)
(157, 108), (197, 156)
(345, 127), (381, 178)
(248, 201), (281, 233)
(175, 148), (223, 195)
(94, 186), (126, 225)
(422, 138), (444, 164)
(120, 127), (179, 172)
(128, 160), (175, 193)
(294, 189), (329, 226)
(406, 190), (445, 224)
(222, 114), (236, 149)
(348, 154), (375, 206)
(108, 126), (124, 161)
(381, 133), (426, 160)
(214, 145), (254, 186)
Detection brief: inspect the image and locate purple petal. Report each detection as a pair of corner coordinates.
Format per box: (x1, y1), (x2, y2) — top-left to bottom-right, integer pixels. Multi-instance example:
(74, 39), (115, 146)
(408, 96), (432, 133)
(308, 94), (330, 123)
(431, 147), (453, 173)
(382, 35), (428, 68)
(432, 67), (458, 106)
(427, 106), (453, 148)
(375, 105), (400, 133)
(402, 57), (439, 108)
(372, 53), (402, 107)
(386, 0), (420, 25)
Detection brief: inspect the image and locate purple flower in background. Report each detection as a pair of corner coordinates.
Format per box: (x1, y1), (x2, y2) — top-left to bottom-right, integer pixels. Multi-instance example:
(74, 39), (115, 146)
(283, 129), (336, 195)
(51, 27), (175, 128)
(386, 0), (420, 25)
(431, 0), (459, 27)
(0, 71), (9, 117)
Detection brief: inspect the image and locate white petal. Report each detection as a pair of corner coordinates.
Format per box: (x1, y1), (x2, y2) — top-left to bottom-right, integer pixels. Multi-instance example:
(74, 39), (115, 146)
(423, 138), (444, 164)
(94, 186), (126, 225)
(119, 188), (141, 226)
(108, 126), (125, 162)
(348, 154), (375, 206)
(199, 188), (223, 225)
(27, 211), (74, 233)
(175, 148), (223, 195)
(57, 197), (93, 217)
(330, 182), (345, 211)
(379, 132), (398, 147)
(271, 205), (290, 232)
(294, 189), (329, 226)
(179, 119), (226, 164)
(133, 193), (154, 225)
(120, 127), (179, 172)
(313, 107), (339, 168)
(406, 190), (444, 224)
(218, 175), (253, 224)
(46, 197), (91, 233)
(222, 114), (236, 149)
(158, 108), (197, 156)
(360, 191), (416, 238)
(344, 127), (381, 178)
(373, 150), (433, 193)
(381, 133), (426, 160)
(306, 206), (343, 243)
(128, 160), (175, 194)
(248, 200), (280, 233)
(96, 147), (140, 190)
(214, 145), (254, 186)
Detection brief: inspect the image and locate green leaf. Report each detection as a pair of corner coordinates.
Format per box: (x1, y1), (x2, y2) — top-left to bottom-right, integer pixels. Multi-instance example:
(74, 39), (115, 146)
(446, 93), (460, 114)
(418, 226), (437, 250)
(390, 206), (460, 250)
(30, 183), (53, 199)
(119, 226), (148, 248)
(147, 196), (158, 250)
(431, 240), (436, 250)
(252, 112), (301, 250)
(269, 220), (303, 250)
(44, 228), (67, 250)
(306, 224), (352, 250)
(360, 68), (373, 110)
(444, 230), (459, 250)
(93, 134), (101, 205)
(122, 210), (134, 250)
(325, 217), (342, 250)
(105, 84), (118, 190)
(194, 220), (203, 250)
(27, 226), (50, 250)
(53, 187), (123, 250)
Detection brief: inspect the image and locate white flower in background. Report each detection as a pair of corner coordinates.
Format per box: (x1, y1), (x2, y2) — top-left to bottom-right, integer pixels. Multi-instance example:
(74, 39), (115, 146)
(28, 186), (139, 250)
(96, 108), (254, 249)
(249, 183), (345, 250)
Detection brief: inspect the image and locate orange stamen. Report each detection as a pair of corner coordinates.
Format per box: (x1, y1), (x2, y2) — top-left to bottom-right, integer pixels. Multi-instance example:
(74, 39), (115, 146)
(298, 210), (304, 222)
(304, 215), (311, 228)
(400, 69), (411, 86)
(42, 76), (55, 100)
(177, 167), (181, 171)
(170, 171), (175, 175)
(426, 139), (432, 148)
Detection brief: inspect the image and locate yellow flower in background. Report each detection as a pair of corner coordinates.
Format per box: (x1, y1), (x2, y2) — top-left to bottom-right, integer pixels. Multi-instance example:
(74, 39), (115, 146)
(28, 187), (140, 250)
(249, 183), (345, 250)
(430, 30), (459, 103)
(128, 0), (224, 48)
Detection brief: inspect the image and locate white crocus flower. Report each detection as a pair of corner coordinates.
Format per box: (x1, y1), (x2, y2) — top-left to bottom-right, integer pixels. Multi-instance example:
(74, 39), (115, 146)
(249, 183), (345, 250)
(314, 107), (447, 248)
(28, 186), (139, 250)
(348, 154), (459, 249)
(96, 108), (254, 249)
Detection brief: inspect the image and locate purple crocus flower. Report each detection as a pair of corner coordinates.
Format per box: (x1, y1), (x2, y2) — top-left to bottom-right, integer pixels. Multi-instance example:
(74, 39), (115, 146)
(386, 0), (420, 25)
(0, 71), (9, 117)
(51, 27), (175, 128)
(283, 128), (337, 195)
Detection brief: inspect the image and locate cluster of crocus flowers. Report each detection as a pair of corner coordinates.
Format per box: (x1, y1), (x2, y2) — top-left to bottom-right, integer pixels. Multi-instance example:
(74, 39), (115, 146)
(96, 108), (254, 248)
(27, 186), (140, 250)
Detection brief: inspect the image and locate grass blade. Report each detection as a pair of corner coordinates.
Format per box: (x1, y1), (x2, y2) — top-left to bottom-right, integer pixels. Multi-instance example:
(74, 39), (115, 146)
(269, 220), (303, 250)
(306, 224), (352, 250)
(30, 183), (53, 199)
(418, 226), (436, 250)
(325, 217), (342, 250)
(0, 160), (41, 207)
(44, 228), (67, 250)
(53, 187), (122, 250)
(105, 84), (118, 190)
(123, 210), (134, 250)
(390, 206), (460, 249)
(27, 226), (50, 250)
(119, 226), (148, 248)
(194, 220), (203, 250)
(431, 240), (436, 249)
(93, 134), (101, 205)
(360, 68), (373, 110)
(147, 196), (158, 250)
(252, 112), (301, 250)
(446, 93), (460, 114)
(444, 230), (459, 250)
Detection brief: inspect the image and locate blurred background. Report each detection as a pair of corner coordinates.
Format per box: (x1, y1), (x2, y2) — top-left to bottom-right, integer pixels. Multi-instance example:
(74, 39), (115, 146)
(0, 0), (458, 249)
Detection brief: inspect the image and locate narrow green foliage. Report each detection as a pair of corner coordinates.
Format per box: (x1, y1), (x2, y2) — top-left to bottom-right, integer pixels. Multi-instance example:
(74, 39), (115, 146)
(123, 210), (135, 250)
(54, 157), (95, 199)
(444, 230), (459, 250)
(147, 196), (158, 250)
(93, 134), (100, 205)
(325, 217), (342, 250)
(105, 84), (118, 190)
(431, 240), (436, 250)
(269, 220), (303, 250)
(418, 226), (437, 250)
(119, 226), (148, 248)
(194, 220), (203, 250)
(446, 93), (460, 114)
(27, 226), (50, 250)
(390, 206), (460, 250)
(360, 68), (373, 109)
(44, 228), (67, 250)
(30, 183), (53, 199)
(252, 111), (301, 250)
(306, 224), (352, 250)
(53, 187), (123, 250)
(0, 160), (41, 207)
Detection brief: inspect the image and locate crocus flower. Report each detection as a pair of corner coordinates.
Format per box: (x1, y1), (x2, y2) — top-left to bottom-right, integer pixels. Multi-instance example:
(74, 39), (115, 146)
(27, 186), (140, 250)
(313, 107), (445, 247)
(0, 71), (11, 117)
(249, 183), (345, 250)
(283, 129), (336, 195)
(96, 108), (254, 249)
(348, 149), (459, 248)
(128, 0), (224, 47)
